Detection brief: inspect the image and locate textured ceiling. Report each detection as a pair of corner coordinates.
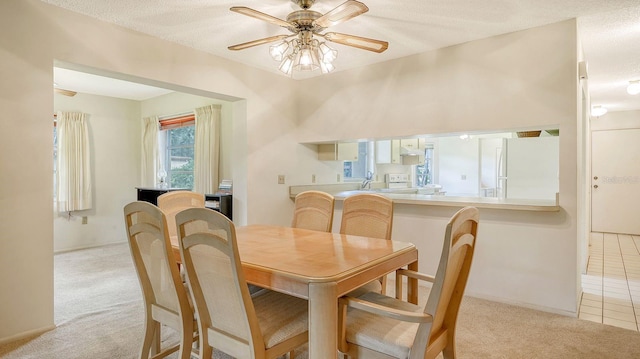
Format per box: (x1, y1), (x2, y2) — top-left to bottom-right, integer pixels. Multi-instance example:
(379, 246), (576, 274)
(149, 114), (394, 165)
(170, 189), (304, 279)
(45, 0), (640, 112)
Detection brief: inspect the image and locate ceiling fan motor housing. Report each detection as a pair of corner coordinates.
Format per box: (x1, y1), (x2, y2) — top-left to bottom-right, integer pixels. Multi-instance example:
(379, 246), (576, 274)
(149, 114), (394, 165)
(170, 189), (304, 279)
(287, 10), (324, 31)
(292, 0), (316, 9)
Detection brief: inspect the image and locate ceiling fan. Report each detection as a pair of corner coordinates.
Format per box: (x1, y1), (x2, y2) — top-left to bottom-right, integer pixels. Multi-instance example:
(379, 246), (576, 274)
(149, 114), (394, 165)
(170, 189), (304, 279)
(228, 0), (388, 74)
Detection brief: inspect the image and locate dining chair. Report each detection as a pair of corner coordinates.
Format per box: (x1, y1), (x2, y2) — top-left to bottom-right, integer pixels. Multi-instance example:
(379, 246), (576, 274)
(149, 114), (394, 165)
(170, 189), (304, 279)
(340, 193), (394, 295)
(337, 206), (479, 359)
(157, 190), (205, 241)
(175, 207), (309, 359)
(291, 190), (335, 232)
(123, 201), (198, 359)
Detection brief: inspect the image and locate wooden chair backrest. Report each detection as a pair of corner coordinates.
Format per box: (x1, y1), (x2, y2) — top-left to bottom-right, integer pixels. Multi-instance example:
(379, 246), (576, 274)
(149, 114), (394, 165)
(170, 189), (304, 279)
(339, 193), (394, 240)
(176, 208), (264, 358)
(157, 191), (205, 239)
(413, 206), (479, 359)
(123, 201), (192, 328)
(291, 190), (335, 232)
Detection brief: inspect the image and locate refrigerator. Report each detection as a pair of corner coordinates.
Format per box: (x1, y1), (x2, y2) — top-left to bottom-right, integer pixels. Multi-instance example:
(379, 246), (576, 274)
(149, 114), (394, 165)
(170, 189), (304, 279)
(501, 136), (559, 200)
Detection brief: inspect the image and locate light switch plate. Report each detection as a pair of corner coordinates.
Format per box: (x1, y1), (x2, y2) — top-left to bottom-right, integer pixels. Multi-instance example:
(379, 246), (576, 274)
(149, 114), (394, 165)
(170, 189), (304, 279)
(278, 175), (285, 184)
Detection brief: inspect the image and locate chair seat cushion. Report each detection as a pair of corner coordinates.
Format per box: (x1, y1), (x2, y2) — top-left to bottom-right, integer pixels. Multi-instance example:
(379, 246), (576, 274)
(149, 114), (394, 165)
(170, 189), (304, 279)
(345, 292), (423, 359)
(253, 290), (309, 349)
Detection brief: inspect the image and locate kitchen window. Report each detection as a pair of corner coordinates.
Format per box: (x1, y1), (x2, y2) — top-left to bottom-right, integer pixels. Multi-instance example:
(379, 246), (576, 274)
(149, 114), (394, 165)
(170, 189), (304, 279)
(344, 141), (374, 180)
(415, 144), (434, 187)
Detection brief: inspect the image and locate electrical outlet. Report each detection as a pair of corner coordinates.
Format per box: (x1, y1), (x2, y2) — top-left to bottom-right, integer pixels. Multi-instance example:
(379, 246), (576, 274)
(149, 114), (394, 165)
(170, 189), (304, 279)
(278, 175), (285, 184)
(82, 216), (88, 224)
(461, 174), (467, 180)
(337, 174), (341, 182)
(311, 174), (316, 183)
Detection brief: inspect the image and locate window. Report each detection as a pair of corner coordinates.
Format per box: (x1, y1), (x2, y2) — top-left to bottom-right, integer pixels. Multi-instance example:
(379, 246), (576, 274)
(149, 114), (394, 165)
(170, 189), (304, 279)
(343, 142), (372, 180)
(416, 144), (434, 187)
(159, 115), (195, 189)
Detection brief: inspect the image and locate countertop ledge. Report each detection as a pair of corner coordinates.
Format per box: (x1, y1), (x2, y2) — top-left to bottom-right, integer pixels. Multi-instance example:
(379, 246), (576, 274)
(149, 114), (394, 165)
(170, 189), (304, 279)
(289, 184), (560, 212)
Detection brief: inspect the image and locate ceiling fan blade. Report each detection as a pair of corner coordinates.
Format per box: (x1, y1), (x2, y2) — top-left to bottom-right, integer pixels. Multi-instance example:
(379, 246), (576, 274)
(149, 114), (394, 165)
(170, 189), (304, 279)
(314, 0), (368, 28)
(54, 88), (77, 97)
(228, 35), (291, 51)
(323, 32), (388, 53)
(230, 6), (293, 29)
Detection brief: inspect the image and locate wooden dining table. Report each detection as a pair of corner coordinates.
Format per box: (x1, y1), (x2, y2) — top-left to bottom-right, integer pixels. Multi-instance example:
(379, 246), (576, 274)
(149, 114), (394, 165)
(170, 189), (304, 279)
(171, 224), (418, 359)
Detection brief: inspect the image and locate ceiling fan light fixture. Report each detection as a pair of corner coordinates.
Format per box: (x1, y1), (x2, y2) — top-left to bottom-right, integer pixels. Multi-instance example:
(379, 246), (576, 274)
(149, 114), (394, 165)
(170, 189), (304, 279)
(627, 80), (640, 95)
(319, 42), (337, 63)
(278, 55), (295, 75)
(269, 41), (290, 61)
(293, 45), (320, 71)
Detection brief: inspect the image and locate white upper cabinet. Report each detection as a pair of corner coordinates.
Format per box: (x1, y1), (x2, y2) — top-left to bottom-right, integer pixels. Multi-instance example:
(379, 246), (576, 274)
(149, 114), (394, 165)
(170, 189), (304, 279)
(317, 142), (358, 161)
(400, 138), (428, 150)
(400, 138), (419, 150)
(376, 140), (401, 164)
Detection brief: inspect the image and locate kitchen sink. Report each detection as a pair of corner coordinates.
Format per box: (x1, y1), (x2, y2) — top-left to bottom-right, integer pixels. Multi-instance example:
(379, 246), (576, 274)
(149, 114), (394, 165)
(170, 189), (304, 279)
(358, 186), (444, 195)
(359, 188), (419, 194)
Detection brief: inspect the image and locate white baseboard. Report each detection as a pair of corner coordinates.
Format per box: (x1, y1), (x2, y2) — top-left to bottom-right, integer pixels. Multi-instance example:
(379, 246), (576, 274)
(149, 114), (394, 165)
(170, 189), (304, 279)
(387, 277), (578, 318)
(0, 325), (56, 346)
(54, 240), (126, 254)
(464, 290), (578, 318)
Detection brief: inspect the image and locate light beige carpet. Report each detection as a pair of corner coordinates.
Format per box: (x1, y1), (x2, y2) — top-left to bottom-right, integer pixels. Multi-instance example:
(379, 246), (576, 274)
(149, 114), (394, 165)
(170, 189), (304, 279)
(1, 243), (640, 359)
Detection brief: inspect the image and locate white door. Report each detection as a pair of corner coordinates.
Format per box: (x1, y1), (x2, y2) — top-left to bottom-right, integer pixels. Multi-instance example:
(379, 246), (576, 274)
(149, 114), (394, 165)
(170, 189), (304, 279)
(592, 129), (640, 235)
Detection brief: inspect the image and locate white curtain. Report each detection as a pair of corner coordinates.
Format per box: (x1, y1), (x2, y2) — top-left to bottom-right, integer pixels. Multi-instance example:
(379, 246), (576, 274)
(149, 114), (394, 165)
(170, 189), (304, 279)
(56, 111), (92, 212)
(141, 116), (159, 187)
(194, 105), (221, 194)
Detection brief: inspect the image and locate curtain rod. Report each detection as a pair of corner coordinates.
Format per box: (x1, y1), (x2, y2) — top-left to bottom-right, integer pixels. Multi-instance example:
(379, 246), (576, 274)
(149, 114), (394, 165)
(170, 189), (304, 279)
(158, 111), (194, 120)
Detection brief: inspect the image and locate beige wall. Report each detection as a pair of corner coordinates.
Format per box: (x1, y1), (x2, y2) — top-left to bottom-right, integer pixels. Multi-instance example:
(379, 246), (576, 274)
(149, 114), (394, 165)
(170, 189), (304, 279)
(0, 0), (296, 342)
(52, 91), (233, 253)
(296, 20), (580, 314)
(53, 92), (140, 252)
(296, 23), (576, 142)
(0, 0), (582, 342)
(591, 109), (640, 131)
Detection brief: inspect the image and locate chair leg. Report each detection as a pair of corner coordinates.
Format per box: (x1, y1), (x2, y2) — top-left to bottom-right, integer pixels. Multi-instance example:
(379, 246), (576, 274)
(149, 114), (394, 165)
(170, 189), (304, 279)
(140, 317), (156, 359)
(441, 327), (458, 359)
(442, 339), (456, 359)
(191, 332), (199, 358)
(178, 330), (193, 359)
(380, 277), (387, 296)
(200, 343), (212, 359)
(152, 322), (162, 356)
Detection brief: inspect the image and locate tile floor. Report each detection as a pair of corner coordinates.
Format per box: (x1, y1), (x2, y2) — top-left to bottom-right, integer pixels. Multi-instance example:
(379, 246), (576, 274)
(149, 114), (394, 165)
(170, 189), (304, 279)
(579, 232), (640, 331)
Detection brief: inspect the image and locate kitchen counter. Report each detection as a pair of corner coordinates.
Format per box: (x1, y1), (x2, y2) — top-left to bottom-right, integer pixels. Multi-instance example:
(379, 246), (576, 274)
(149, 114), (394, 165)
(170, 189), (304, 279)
(289, 184), (560, 212)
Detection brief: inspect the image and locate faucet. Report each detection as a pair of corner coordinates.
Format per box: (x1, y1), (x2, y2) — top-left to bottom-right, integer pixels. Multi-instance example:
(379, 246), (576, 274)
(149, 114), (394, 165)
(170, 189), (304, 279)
(361, 171), (374, 190)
